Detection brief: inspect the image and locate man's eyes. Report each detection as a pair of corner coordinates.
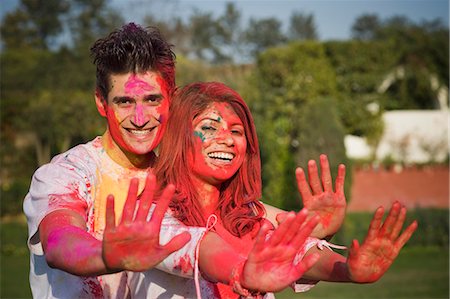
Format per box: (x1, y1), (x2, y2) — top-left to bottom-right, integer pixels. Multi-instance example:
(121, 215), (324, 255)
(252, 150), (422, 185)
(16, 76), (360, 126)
(144, 95), (163, 104)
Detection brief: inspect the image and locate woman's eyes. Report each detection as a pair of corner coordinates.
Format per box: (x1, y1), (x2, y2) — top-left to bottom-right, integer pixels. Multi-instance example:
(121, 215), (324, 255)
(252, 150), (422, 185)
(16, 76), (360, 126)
(201, 125), (216, 131)
(232, 129), (244, 135)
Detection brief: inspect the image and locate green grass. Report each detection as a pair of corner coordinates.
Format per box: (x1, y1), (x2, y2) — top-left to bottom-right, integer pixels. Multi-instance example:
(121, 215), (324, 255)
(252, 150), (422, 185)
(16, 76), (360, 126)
(276, 246), (449, 299)
(1, 219), (449, 299)
(1, 218), (32, 299)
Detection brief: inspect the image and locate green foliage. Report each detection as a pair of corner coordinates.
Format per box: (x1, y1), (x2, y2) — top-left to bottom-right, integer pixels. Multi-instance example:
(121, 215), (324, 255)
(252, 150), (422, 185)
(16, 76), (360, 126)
(324, 40), (391, 141)
(350, 14), (449, 111)
(248, 41), (348, 209)
(288, 12), (318, 41)
(1, 178), (31, 216)
(243, 17), (287, 56)
(0, 0), (70, 50)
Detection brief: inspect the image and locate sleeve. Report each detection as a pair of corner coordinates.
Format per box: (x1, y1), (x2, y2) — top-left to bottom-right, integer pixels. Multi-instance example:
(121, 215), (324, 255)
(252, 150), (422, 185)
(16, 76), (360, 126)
(148, 205), (207, 278)
(23, 151), (93, 253)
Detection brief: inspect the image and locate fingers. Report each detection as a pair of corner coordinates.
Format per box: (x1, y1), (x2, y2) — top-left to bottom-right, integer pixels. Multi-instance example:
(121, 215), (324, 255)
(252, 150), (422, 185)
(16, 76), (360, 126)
(295, 168), (312, 203)
(380, 201), (401, 236)
(295, 252), (320, 275)
(335, 164), (346, 195)
(267, 212), (296, 246)
(291, 213), (319, 249)
(135, 173), (156, 221)
(279, 209), (309, 245)
(161, 231), (192, 254)
(105, 194), (116, 231)
(394, 220), (418, 250)
(320, 154), (333, 192)
(308, 160), (322, 194)
(366, 206), (384, 241)
(252, 222), (272, 253)
(349, 239), (360, 257)
(390, 205), (407, 240)
(275, 212), (288, 225)
(149, 184), (175, 228)
(121, 178), (139, 224)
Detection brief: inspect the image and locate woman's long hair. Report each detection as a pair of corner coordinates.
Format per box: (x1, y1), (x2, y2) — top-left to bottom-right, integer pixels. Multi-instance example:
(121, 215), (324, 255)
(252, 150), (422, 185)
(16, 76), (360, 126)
(154, 82), (265, 237)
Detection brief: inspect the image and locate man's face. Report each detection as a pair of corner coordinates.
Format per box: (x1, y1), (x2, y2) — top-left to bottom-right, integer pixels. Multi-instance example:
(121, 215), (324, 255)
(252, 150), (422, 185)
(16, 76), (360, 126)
(98, 71), (169, 156)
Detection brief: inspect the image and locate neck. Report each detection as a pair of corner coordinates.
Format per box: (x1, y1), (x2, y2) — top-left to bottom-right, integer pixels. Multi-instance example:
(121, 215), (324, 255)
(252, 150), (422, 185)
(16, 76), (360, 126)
(191, 176), (221, 217)
(102, 130), (155, 169)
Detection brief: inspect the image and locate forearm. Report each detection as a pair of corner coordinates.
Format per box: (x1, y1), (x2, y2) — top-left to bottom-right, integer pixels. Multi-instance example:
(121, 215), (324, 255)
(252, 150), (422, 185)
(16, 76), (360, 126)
(198, 231), (246, 284)
(40, 209), (112, 277)
(301, 247), (352, 282)
(44, 225), (112, 276)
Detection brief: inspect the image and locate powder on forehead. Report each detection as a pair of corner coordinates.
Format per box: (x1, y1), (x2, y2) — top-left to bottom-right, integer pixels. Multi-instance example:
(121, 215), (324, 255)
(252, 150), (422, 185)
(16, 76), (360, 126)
(124, 74), (156, 96)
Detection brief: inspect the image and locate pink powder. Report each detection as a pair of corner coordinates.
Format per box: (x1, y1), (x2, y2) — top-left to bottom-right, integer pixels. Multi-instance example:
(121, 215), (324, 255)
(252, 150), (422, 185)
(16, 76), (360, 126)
(124, 74), (155, 96)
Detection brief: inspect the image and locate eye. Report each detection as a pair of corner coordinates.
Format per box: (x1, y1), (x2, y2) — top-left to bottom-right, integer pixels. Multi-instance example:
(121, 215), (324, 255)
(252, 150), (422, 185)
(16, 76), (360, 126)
(231, 127), (244, 136)
(113, 97), (133, 106)
(145, 95), (163, 105)
(120, 99), (132, 105)
(201, 125), (216, 131)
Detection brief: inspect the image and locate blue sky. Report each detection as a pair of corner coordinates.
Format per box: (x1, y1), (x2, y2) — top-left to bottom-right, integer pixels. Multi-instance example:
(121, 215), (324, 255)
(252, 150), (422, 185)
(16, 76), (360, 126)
(1, 0), (449, 40)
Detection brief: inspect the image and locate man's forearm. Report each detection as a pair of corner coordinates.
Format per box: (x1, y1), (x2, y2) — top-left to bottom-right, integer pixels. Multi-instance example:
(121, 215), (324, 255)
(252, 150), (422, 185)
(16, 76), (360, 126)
(301, 247), (351, 282)
(44, 225), (113, 276)
(40, 209), (113, 277)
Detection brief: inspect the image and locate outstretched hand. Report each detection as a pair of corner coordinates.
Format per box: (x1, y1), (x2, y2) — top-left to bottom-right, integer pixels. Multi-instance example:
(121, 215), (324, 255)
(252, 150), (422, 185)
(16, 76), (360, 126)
(241, 209), (321, 293)
(347, 201), (418, 283)
(294, 154), (346, 239)
(102, 174), (191, 272)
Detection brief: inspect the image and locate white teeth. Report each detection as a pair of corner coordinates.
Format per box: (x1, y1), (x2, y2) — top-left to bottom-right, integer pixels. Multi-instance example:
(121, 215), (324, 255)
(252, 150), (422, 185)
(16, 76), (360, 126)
(129, 129), (151, 136)
(207, 152), (235, 160)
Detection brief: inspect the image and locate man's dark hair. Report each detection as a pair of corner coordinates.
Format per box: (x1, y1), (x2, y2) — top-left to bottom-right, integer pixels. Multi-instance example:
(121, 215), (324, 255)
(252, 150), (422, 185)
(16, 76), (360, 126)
(90, 23), (176, 100)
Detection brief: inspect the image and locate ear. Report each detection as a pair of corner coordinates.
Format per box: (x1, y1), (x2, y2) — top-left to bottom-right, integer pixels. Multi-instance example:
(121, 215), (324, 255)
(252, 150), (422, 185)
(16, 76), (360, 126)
(95, 90), (107, 117)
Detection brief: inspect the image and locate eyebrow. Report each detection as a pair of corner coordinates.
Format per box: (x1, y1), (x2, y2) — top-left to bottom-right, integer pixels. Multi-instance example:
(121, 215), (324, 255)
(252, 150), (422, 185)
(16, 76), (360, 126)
(200, 117), (244, 127)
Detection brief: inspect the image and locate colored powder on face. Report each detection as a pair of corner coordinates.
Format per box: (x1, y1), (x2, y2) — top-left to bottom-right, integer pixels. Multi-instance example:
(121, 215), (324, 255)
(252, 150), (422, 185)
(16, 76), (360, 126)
(194, 131), (206, 142)
(134, 103), (145, 126)
(124, 74), (155, 96)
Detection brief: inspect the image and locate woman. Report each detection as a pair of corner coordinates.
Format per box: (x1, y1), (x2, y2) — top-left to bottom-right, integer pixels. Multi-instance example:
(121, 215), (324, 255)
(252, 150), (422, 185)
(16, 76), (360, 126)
(130, 82), (417, 298)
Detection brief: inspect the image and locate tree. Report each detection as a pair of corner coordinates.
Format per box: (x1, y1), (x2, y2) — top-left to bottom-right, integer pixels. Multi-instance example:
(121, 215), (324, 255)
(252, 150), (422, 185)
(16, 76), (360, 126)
(189, 10), (228, 62)
(288, 12), (318, 41)
(246, 41), (347, 210)
(215, 2), (243, 62)
(243, 17), (286, 56)
(0, 0), (70, 50)
(351, 14), (380, 41)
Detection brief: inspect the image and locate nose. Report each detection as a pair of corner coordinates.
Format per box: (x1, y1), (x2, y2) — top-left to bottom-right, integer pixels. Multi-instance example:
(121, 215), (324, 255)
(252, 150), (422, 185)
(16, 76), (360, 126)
(216, 130), (234, 146)
(131, 103), (149, 127)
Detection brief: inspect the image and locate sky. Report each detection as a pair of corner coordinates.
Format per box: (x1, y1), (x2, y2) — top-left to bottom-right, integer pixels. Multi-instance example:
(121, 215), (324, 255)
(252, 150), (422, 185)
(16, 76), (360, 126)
(1, 0), (449, 40)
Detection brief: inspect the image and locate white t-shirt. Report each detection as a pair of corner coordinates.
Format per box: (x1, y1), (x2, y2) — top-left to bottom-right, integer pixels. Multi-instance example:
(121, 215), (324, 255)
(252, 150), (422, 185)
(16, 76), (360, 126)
(23, 137), (205, 299)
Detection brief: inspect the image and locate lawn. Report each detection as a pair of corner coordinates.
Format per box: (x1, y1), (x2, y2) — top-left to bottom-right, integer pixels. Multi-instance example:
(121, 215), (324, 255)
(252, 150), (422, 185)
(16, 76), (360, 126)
(1, 219), (449, 299)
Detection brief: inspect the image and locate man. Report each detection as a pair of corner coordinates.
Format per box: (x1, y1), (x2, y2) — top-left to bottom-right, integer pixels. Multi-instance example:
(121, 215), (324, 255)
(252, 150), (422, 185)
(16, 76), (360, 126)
(23, 23), (195, 298)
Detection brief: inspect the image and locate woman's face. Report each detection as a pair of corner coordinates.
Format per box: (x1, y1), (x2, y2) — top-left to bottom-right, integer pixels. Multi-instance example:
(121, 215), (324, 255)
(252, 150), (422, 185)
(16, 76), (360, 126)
(190, 102), (247, 186)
